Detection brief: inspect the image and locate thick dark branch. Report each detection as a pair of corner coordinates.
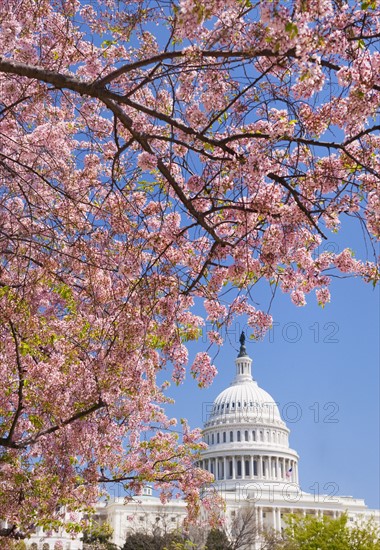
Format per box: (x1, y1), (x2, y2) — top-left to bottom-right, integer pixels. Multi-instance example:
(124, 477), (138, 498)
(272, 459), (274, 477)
(6, 322), (25, 444)
(0, 400), (105, 449)
(0, 56), (103, 97)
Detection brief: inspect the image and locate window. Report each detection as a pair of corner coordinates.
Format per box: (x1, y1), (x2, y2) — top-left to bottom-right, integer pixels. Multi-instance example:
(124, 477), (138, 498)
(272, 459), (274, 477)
(237, 430), (241, 442)
(211, 433), (214, 444)
(237, 460), (242, 477)
(238, 401), (241, 408)
(217, 432), (220, 444)
(253, 460), (258, 476)
(232, 402), (235, 408)
(245, 430), (249, 441)
(252, 431), (256, 441)
(229, 460), (233, 478)
(245, 460), (250, 476)
(207, 435), (210, 444)
(223, 431), (226, 443)
(230, 431), (233, 442)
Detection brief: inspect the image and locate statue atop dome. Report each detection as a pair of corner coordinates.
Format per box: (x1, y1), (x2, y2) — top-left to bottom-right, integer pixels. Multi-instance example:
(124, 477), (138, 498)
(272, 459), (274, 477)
(238, 331), (247, 357)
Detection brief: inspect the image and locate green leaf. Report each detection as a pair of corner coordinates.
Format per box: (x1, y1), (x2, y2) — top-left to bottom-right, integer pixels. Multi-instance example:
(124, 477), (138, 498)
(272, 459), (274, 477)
(285, 21), (298, 39)
(101, 39), (116, 48)
(361, 0), (376, 9)
(20, 341), (31, 356)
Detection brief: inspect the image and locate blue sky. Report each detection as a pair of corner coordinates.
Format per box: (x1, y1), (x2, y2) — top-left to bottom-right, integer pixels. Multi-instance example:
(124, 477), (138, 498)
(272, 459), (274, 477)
(166, 250), (380, 510)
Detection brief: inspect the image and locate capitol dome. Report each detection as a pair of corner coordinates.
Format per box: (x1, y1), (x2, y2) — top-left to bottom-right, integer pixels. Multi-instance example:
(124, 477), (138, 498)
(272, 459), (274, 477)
(208, 372), (283, 426)
(199, 333), (299, 488)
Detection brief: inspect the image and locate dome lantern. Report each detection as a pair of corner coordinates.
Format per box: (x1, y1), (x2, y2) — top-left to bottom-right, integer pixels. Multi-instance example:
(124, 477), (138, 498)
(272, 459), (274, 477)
(233, 331), (253, 384)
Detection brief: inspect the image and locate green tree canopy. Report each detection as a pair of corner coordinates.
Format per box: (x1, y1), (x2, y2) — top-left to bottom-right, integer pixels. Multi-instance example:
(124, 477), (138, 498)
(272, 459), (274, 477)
(279, 513), (380, 550)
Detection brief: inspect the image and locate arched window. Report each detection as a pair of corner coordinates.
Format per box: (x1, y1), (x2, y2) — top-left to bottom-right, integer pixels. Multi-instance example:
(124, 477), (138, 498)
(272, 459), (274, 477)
(211, 433), (214, 444)
(223, 431), (226, 443)
(253, 460), (258, 476)
(237, 430), (241, 442)
(229, 460), (233, 478)
(245, 460), (250, 476)
(244, 430), (249, 441)
(237, 460), (242, 477)
(252, 431), (256, 441)
(230, 431), (234, 442)
(217, 432), (220, 444)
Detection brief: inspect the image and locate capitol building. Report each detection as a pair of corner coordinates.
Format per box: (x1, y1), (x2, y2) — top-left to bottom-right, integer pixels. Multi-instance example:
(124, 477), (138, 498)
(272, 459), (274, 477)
(27, 334), (379, 549)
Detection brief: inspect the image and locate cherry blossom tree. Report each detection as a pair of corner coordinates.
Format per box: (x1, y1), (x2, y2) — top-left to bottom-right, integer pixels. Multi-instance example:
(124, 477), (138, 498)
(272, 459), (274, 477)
(0, 0), (379, 543)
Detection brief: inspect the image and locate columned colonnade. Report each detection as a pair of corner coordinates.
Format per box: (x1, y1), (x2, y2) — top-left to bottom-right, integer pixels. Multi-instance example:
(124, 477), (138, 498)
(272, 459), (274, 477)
(199, 455), (298, 483)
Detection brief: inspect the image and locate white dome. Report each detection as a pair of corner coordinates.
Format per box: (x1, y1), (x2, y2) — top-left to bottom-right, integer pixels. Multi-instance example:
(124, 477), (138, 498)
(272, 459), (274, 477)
(209, 378), (283, 425)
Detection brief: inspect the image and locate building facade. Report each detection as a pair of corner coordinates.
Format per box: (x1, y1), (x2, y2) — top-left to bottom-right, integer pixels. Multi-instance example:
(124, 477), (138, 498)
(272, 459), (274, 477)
(26, 336), (379, 548)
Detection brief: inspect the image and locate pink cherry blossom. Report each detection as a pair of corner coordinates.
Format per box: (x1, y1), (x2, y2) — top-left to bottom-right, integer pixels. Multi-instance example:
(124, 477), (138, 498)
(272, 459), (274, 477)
(0, 0), (379, 539)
